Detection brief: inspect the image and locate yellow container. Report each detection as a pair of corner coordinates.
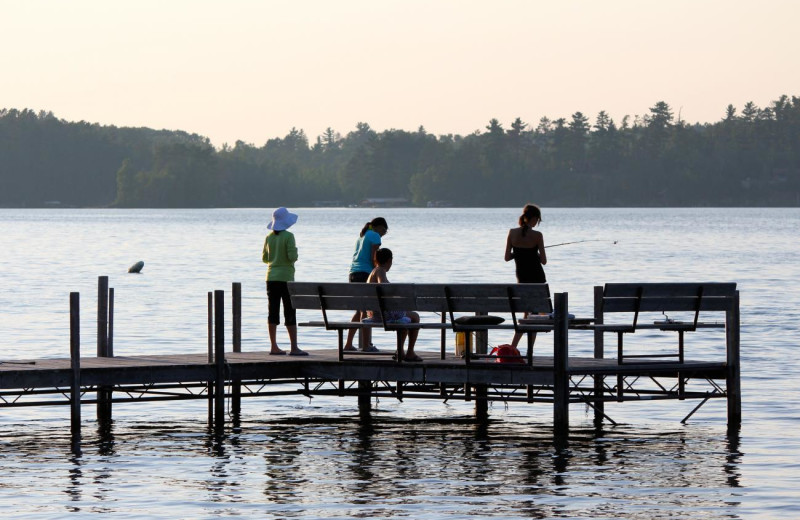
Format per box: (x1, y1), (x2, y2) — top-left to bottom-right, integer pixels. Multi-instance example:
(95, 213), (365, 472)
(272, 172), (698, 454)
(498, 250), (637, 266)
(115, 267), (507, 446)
(455, 331), (472, 357)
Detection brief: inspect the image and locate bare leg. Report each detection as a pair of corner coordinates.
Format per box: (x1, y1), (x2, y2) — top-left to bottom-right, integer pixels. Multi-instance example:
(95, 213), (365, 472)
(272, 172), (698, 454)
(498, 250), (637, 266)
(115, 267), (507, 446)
(268, 323), (285, 354)
(396, 330), (407, 360)
(510, 312), (528, 349)
(404, 312), (422, 361)
(287, 325), (307, 355)
(344, 311), (360, 350)
(361, 327), (372, 351)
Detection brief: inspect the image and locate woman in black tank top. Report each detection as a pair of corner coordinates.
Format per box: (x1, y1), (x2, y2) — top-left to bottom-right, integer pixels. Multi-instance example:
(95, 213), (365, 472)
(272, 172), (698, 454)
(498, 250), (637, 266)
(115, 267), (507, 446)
(504, 204), (547, 350)
(505, 204), (547, 283)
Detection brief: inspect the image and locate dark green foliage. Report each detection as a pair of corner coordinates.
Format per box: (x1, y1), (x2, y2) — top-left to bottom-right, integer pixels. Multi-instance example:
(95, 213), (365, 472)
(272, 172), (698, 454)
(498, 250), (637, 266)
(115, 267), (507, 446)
(1, 96), (799, 208)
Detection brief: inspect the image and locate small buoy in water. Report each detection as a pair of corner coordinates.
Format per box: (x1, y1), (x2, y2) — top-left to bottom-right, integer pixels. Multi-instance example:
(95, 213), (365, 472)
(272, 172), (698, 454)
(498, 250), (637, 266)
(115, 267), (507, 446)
(128, 260), (144, 273)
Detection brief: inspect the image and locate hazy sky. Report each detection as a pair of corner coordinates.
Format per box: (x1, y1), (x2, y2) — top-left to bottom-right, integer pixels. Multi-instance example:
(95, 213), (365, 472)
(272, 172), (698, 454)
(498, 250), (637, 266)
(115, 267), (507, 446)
(3, 0), (798, 147)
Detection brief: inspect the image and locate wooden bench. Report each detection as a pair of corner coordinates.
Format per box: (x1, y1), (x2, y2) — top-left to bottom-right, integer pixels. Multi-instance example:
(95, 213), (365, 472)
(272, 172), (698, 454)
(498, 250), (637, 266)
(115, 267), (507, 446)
(593, 282), (737, 365)
(414, 283), (555, 365)
(287, 282), (409, 361)
(288, 282), (560, 365)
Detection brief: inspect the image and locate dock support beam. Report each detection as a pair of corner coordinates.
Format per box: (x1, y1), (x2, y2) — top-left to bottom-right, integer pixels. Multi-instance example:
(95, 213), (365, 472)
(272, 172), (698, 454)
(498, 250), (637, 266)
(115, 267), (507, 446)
(97, 276), (113, 424)
(592, 286), (605, 428)
(358, 380), (372, 420)
(231, 282), (242, 418)
(553, 292), (569, 433)
(726, 291), (741, 426)
(70, 292), (81, 439)
(207, 292), (214, 426)
(474, 327), (489, 421)
(214, 290), (226, 434)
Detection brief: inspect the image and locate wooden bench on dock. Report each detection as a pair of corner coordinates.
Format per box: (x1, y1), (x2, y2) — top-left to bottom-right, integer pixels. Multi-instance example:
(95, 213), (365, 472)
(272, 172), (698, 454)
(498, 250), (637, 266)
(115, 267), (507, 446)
(288, 282), (559, 365)
(593, 282), (738, 365)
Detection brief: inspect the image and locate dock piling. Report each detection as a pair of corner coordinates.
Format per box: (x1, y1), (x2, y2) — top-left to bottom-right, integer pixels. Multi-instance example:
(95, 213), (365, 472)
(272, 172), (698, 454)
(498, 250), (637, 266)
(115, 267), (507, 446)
(231, 283), (242, 417)
(214, 290), (226, 433)
(97, 276), (113, 423)
(207, 292), (214, 426)
(358, 380), (372, 420)
(592, 286), (605, 427)
(553, 292), (569, 433)
(70, 292), (81, 438)
(726, 291), (741, 425)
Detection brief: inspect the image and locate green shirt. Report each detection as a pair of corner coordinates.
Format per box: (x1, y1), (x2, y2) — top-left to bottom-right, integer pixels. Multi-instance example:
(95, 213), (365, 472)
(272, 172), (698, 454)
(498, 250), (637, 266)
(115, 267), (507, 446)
(262, 231), (297, 282)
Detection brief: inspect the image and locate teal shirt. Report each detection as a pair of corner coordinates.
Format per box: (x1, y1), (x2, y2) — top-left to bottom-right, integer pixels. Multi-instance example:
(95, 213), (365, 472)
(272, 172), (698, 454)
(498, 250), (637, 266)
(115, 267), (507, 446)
(349, 229), (381, 274)
(262, 231), (297, 282)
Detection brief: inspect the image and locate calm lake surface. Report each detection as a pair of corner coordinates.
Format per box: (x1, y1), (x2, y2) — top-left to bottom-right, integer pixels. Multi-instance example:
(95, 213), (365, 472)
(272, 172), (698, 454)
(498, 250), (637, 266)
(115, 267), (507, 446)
(0, 207), (798, 519)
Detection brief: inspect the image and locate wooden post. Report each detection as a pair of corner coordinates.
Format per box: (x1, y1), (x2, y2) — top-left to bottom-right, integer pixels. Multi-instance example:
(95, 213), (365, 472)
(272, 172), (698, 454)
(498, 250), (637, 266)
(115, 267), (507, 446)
(473, 313), (489, 420)
(207, 292), (214, 426)
(70, 292), (81, 438)
(553, 292), (569, 433)
(440, 311), (446, 360)
(358, 380), (372, 420)
(474, 386), (488, 422)
(214, 290), (226, 433)
(726, 291), (741, 426)
(97, 276), (109, 357)
(97, 276), (112, 423)
(231, 282), (242, 417)
(592, 286), (605, 427)
(108, 288), (114, 356)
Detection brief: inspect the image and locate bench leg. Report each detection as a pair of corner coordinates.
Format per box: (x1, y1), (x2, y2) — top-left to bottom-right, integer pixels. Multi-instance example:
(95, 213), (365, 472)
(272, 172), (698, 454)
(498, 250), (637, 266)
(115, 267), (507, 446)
(526, 332), (536, 365)
(440, 314), (446, 360)
(678, 330), (685, 399)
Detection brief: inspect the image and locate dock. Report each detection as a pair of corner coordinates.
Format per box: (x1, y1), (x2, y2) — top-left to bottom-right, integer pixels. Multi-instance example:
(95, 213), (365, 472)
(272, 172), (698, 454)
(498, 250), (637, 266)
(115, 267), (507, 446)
(0, 277), (741, 438)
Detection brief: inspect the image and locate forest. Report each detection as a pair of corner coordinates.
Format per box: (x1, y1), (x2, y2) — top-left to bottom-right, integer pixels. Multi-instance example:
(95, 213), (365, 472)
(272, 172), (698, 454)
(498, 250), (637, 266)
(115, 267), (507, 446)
(1, 95), (798, 208)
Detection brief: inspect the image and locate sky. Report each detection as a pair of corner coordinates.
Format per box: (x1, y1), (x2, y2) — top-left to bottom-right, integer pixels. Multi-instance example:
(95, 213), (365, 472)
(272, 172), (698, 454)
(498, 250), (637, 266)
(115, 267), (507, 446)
(2, 0), (798, 148)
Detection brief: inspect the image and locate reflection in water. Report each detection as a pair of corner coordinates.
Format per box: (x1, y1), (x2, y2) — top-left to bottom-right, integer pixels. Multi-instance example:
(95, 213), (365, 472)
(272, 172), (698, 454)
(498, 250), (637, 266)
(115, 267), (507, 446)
(0, 415), (746, 518)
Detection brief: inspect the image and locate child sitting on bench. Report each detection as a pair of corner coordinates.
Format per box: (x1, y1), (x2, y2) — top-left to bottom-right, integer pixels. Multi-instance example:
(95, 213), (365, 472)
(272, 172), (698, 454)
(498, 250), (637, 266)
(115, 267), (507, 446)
(364, 248), (422, 362)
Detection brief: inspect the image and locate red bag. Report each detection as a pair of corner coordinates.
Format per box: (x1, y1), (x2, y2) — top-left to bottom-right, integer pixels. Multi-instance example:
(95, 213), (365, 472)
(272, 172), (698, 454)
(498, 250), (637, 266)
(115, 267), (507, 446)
(490, 344), (524, 364)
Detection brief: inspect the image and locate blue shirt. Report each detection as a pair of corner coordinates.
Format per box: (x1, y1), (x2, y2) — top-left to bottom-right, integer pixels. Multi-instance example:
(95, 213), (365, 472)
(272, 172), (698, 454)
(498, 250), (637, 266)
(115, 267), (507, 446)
(349, 229), (381, 274)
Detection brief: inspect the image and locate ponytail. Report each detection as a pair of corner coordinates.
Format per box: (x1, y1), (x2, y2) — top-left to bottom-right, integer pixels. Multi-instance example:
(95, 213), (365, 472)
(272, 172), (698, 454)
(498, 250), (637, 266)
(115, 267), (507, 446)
(360, 217), (388, 237)
(359, 221), (371, 237)
(518, 204), (542, 236)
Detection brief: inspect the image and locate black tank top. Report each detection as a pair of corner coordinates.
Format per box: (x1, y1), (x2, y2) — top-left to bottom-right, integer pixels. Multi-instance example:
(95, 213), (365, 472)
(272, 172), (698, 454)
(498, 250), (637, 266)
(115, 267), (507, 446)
(512, 246), (546, 283)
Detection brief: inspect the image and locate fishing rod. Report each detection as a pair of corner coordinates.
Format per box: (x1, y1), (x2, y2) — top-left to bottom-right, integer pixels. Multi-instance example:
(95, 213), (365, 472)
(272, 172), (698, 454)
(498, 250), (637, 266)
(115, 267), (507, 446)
(546, 239), (618, 248)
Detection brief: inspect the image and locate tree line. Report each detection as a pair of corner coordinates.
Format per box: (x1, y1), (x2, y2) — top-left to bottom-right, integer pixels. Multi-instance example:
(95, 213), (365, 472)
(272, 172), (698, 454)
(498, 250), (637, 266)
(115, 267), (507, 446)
(1, 95), (798, 208)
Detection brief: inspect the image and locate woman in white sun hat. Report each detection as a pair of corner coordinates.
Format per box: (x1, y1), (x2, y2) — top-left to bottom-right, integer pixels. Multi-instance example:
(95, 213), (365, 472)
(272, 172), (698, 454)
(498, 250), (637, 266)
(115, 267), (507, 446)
(262, 207), (307, 356)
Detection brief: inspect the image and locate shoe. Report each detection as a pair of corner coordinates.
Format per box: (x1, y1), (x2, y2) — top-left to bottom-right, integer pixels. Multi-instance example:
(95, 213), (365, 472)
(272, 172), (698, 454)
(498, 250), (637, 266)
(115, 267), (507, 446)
(360, 345), (380, 353)
(288, 349), (309, 356)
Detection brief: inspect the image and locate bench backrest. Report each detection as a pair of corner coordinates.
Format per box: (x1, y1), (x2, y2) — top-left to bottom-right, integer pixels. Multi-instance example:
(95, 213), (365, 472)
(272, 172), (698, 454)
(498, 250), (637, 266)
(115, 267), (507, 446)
(414, 283), (552, 314)
(288, 281), (418, 316)
(289, 282), (552, 315)
(288, 282), (382, 312)
(600, 282), (737, 328)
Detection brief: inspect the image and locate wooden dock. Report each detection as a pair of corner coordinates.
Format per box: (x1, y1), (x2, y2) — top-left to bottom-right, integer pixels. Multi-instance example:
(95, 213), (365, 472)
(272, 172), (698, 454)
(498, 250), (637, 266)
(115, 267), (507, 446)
(0, 278), (740, 438)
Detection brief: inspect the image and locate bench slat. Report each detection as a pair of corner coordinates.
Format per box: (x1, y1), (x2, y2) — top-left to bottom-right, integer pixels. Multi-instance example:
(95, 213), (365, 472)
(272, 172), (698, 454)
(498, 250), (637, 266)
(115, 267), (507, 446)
(602, 296), (732, 313)
(415, 283), (552, 314)
(603, 282), (736, 298)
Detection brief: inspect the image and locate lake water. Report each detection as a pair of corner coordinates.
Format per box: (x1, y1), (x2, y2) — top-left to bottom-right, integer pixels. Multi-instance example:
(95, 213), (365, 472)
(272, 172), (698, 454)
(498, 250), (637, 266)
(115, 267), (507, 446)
(0, 207), (798, 519)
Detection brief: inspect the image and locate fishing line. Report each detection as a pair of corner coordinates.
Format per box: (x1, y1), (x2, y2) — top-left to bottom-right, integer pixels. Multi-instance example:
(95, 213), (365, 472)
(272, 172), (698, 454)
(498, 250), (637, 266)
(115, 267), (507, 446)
(546, 239), (618, 248)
